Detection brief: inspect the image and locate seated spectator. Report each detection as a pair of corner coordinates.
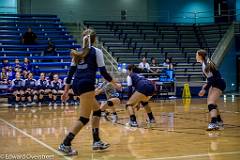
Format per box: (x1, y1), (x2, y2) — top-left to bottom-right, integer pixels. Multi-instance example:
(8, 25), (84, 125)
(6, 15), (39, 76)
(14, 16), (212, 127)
(23, 57), (32, 71)
(33, 65), (40, 76)
(44, 41), (57, 56)
(24, 72), (37, 106)
(150, 57), (160, 73)
(13, 59), (22, 73)
(163, 57), (173, 70)
(22, 69), (29, 79)
(21, 27), (37, 45)
(1, 59), (10, 70)
(11, 72), (25, 108)
(6, 66), (14, 80)
(138, 57), (151, 73)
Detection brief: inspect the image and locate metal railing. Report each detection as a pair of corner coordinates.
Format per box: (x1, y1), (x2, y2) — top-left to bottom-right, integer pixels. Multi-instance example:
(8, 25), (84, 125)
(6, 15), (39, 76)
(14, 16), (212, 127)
(211, 23), (235, 67)
(100, 45), (118, 74)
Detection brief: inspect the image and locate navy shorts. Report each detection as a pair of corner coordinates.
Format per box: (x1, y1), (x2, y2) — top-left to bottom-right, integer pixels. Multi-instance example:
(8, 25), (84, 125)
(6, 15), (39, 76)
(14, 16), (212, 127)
(136, 82), (155, 96)
(212, 78), (226, 92)
(72, 79), (95, 96)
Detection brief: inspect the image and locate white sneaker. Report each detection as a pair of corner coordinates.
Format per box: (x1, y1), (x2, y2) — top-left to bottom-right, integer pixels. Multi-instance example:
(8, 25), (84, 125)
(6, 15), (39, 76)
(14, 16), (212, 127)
(111, 114), (118, 123)
(207, 123), (219, 131)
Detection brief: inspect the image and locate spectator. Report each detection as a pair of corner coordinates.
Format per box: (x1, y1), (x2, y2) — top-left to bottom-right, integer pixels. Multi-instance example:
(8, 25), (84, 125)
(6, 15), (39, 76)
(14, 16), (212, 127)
(2, 59), (10, 69)
(6, 66), (14, 80)
(21, 27), (37, 45)
(0, 68), (7, 81)
(138, 57), (151, 73)
(23, 57), (32, 71)
(22, 69), (29, 79)
(150, 57), (160, 73)
(13, 59), (22, 72)
(44, 41), (57, 56)
(163, 57), (173, 70)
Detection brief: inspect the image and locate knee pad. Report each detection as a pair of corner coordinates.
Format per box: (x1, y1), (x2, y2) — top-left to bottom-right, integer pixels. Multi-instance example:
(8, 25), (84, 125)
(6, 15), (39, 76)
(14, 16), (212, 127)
(107, 100), (114, 107)
(49, 91), (52, 94)
(40, 90), (44, 95)
(16, 94), (21, 98)
(79, 116), (89, 125)
(140, 101), (148, 107)
(92, 109), (101, 117)
(208, 104), (217, 112)
(34, 92), (38, 96)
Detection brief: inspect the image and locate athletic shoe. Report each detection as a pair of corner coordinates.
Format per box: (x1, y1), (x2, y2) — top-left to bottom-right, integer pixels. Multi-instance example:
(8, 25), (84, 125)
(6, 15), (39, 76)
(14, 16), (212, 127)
(38, 102), (42, 107)
(111, 114), (118, 123)
(58, 143), (78, 156)
(207, 123), (219, 131)
(92, 141), (110, 150)
(128, 120), (138, 127)
(48, 102), (52, 106)
(146, 118), (156, 124)
(15, 103), (19, 108)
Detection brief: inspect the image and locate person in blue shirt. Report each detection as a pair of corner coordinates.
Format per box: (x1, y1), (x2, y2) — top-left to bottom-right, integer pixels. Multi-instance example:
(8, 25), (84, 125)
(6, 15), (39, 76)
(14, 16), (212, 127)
(126, 64), (156, 127)
(196, 49), (226, 131)
(22, 57), (32, 72)
(58, 29), (121, 156)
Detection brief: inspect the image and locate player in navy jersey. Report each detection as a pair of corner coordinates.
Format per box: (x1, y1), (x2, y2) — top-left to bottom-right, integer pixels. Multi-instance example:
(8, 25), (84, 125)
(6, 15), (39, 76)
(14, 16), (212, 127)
(58, 29), (121, 155)
(48, 74), (63, 107)
(36, 72), (50, 106)
(196, 49), (226, 131)
(95, 80), (121, 123)
(125, 64), (156, 127)
(11, 72), (25, 108)
(24, 72), (37, 106)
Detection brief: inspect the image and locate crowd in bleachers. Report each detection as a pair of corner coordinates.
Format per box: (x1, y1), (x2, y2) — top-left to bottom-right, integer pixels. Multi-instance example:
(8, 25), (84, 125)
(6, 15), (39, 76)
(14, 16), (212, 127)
(0, 57), (79, 107)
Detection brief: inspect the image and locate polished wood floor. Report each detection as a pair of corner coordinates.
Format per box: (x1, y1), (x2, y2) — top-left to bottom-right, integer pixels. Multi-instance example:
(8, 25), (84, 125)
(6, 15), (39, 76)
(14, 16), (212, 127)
(0, 96), (240, 160)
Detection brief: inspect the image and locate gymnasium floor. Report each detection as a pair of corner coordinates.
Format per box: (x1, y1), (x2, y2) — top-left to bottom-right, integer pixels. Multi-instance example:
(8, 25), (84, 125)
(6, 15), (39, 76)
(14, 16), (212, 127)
(0, 96), (239, 160)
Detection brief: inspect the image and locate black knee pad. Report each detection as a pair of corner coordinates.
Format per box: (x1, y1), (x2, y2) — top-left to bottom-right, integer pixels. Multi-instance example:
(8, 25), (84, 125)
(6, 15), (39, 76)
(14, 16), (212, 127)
(140, 101), (148, 107)
(107, 100), (114, 107)
(49, 91), (52, 94)
(79, 116), (89, 125)
(40, 91), (44, 95)
(93, 109), (101, 117)
(208, 104), (217, 112)
(34, 92), (39, 96)
(16, 94), (21, 98)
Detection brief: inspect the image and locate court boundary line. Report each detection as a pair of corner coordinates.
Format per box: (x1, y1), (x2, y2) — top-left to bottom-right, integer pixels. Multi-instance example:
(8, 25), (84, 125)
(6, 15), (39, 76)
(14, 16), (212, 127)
(0, 118), (72, 160)
(140, 151), (240, 160)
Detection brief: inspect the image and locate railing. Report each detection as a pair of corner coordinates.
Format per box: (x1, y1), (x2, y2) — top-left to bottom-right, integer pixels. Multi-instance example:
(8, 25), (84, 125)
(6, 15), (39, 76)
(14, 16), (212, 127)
(211, 23), (235, 67)
(100, 45), (118, 74)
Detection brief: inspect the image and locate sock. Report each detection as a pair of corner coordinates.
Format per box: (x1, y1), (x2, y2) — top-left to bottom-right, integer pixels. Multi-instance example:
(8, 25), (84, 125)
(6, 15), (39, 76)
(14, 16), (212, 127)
(147, 112), (154, 120)
(211, 117), (218, 123)
(112, 112), (117, 115)
(130, 115), (136, 122)
(217, 115), (222, 122)
(92, 128), (100, 142)
(63, 132), (75, 146)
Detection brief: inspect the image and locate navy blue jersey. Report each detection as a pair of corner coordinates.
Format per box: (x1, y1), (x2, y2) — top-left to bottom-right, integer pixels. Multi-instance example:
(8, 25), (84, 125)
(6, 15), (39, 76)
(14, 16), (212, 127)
(36, 79), (49, 89)
(202, 62), (225, 91)
(11, 79), (25, 90)
(22, 63), (32, 71)
(127, 73), (154, 97)
(25, 79), (36, 89)
(66, 47), (112, 96)
(50, 80), (62, 90)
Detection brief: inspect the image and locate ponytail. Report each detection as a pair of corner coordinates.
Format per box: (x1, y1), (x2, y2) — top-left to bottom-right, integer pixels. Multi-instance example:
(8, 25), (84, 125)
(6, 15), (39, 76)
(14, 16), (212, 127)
(71, 29), (96, 64)
(197, 49), (217, 73)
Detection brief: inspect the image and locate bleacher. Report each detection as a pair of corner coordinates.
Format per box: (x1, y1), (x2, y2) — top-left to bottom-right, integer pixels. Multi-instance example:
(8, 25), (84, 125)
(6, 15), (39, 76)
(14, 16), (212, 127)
(0, 14), (80, 76)
(84, 21), (230, 82)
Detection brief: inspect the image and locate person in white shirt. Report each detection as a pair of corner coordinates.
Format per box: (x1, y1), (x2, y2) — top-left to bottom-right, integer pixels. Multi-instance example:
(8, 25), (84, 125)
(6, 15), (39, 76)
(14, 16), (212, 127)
(138, 57), (151, 72)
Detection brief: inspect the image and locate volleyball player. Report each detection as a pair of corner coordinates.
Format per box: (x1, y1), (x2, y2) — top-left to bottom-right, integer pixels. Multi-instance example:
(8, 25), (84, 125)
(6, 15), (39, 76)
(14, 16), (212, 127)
(24, 72), (37, 106)
(95, 80), (121, 123)
(196, 49), (226, 131)
(49, 74), (63, 107)
(58, 29), (121, 155)
(125, 64), (156, 127)
(11, 72), (25, 108)
(36, 72), (50, 106)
